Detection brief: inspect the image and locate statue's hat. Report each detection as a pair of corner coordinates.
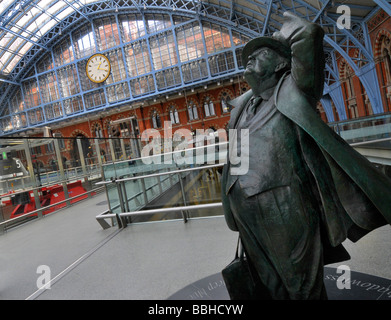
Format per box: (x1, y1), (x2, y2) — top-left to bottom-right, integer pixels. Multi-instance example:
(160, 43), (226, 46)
(242, 36), (291, 67)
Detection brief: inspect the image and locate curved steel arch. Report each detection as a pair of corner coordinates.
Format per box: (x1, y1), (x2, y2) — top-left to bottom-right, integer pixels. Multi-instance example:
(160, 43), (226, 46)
(0, 0), (276, 110)
(0, 0), (377, 83)
(0, 4), (259, 134)
(292, 0), (373, 63)
(3, 0), (267, 82)
(374, 0), (391, 17)
(0, 0), (380, 78)
(0, 0), (386, 134)
(276, 0), (385, 118)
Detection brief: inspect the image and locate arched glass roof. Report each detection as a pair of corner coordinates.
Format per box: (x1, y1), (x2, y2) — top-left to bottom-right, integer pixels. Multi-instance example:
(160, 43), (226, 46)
(0, 0), (100, 75)
(0, 0), (389, 135)
(0, 0), (382, 79)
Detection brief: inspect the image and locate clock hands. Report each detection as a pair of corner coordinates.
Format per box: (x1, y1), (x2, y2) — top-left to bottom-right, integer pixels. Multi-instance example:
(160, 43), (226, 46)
(97, 61), (108, 72)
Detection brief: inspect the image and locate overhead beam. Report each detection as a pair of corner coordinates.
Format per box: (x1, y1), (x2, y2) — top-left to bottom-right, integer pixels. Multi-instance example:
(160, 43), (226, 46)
(286, 0), (373, 63)
(130, 0), (143, 14)
(230, 0), (235, 20)
(31, 2), (61, 24)
(62, 0), (92, 22)
(261, 0), (273, 36)
(312, 0), (331, 23)
(327, 12), (369, 23)
(0, 78), (20, 85)
(0, 26), (46, 49)
(373, 0), (391, 17)
(0, 0), (36, 28)
(332, 1), (375, 11)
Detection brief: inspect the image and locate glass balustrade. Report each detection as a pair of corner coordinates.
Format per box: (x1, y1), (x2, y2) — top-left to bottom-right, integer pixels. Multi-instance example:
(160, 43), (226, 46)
(0, 135), (228, 232)
(0, 136), (109, 232)
(3, 112), (391, 233)
(97, 141), (228, 226)
(329, 113), (391, 144)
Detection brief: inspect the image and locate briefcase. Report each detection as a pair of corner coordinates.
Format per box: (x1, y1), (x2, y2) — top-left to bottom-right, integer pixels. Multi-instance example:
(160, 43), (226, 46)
(222, 237), (271, 300)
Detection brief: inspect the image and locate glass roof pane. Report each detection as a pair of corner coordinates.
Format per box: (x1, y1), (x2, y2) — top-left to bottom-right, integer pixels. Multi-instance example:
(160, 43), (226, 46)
(84, 0), (101, 4)
(8, 37), (24, 53)
(40, 19), (57, 35)
(0, 0), (74, 75)
(26, 23), (38, 34)
(37, 0), (59, 10)
(0, 0), (14, 15)
(16, 11), (33, 28)
(57, 7), (74, 20)
(10, 25), (20, 33)
(29, 6), (41, 18)
(1, 51), (13, 68)
(34, 12), (51, 32)
(2, 42), (32, 74)
(47, 1), (68, 16)
(20, 42), (33, 55)
(0, 33), (12, 49)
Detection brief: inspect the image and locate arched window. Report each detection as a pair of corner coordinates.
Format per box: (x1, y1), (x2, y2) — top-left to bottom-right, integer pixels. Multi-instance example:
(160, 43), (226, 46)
(331, 100), (340, 122)
(383, 48), (391, 84)
(204, 96), (215, 117)
(375, 33), (391, 112)
(93, 123), (103, 138)
(169, 106), (180, 124)
(380, 44), (391, 112)
(71, 133), (91, 166)
(381, 47), (391, 111)
(119, 121), (131, 136)
(346, 70), (355, 99)
(341, 62), (358, 119)
(151, 110), (162, 128)
(45, 141), (55, 153)
(53, 132), (66, 150)
(359, 82), (373, 116)
(187, 101), (198, 121)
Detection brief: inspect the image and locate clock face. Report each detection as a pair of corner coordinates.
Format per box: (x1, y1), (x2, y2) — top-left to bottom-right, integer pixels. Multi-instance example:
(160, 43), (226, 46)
(86, 54), (111, 83)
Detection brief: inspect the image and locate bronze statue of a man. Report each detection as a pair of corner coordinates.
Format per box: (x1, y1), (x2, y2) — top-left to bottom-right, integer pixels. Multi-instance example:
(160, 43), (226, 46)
(221, 12), (391, 300)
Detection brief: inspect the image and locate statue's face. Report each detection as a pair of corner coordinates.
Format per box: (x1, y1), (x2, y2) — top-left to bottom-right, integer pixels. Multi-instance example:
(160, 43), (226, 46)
(244, 47), (281, 80)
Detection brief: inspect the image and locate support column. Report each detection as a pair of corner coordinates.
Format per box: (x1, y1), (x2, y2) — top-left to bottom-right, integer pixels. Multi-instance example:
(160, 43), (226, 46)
(23, 140), (42, 217)
(357, 63), (384, 115)
(320, 96), (335, 122)
(109, 139), (116, 163)
(328, 84), (348, 121)
(54, 138), (71, 207)
(77, 138), (90, 198)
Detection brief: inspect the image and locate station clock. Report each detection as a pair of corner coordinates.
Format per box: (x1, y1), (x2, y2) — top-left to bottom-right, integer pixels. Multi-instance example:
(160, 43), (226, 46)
(86, 54), (111, 83)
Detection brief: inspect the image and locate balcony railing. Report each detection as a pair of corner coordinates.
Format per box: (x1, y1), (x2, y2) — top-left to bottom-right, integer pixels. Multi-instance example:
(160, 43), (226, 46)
(328, 113), (391, 145)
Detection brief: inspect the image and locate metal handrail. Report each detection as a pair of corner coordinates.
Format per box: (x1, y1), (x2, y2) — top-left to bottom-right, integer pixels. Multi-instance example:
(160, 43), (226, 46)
(96, 209), (117, 220)
(0, 167), (102, 199)
(101, 141), (228, 167)
(349, 137), (391, 147)
(119, 202), (223, 218)
(96, 162), (224, 229)
(328, 112), (391, 126)
(96, 163), (224, 185)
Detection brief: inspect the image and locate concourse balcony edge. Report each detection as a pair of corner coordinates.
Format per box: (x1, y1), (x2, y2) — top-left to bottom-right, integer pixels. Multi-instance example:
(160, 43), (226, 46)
(1, 113), (390, 235)
(0, 135), (229, 233)
(329, 113), (391, 168)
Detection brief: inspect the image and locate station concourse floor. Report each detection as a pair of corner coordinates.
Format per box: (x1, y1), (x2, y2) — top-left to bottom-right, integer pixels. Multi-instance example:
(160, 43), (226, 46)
(1, 191), (391, 300)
